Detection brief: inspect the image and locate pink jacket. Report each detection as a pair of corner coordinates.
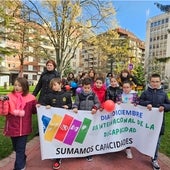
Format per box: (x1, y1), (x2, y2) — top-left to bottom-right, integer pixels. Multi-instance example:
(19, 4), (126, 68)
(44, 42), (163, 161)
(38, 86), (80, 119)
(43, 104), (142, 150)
(4, 93), (37, 137)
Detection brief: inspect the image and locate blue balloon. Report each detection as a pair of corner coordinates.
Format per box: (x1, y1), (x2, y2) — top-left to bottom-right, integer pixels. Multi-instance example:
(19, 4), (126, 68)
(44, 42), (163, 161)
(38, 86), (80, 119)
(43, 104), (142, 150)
(70, 81), (77, 88)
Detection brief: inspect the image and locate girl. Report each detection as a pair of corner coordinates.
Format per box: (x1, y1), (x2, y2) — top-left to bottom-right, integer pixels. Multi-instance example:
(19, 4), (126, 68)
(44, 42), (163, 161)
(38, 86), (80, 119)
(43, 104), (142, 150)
(4, 77), (37, 170)
(105, 77), (122, 102)
(92, 77), (106, 110)
(42, 78), (72, 170)
(116, 80), (139, 159)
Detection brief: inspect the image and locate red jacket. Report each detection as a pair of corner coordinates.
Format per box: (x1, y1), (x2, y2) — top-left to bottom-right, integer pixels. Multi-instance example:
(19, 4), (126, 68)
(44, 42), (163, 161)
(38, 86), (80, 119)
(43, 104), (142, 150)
(4, 93), (37, 137)
(92, 85), (106, 107)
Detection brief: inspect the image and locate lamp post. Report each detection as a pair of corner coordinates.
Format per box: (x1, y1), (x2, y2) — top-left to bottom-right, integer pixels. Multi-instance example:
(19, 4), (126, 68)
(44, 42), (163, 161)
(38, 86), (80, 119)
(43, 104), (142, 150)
(110, 58), (113, 73)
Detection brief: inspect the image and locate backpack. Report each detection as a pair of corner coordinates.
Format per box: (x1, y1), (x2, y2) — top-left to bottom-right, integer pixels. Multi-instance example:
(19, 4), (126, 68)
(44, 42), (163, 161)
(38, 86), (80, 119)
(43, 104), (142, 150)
(0, 96), (9, 116)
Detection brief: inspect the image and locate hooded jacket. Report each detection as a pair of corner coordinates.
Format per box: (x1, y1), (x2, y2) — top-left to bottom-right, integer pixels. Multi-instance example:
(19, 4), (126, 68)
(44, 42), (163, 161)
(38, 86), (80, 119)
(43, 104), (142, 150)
(139, 86), (170, 135)
(73, 90), (100, 111)
(4, 93), (37, 137)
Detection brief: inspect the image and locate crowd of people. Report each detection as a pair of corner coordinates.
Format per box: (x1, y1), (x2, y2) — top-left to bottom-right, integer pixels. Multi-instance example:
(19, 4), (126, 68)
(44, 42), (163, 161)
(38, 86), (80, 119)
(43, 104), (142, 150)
(0, 59), (169, 170)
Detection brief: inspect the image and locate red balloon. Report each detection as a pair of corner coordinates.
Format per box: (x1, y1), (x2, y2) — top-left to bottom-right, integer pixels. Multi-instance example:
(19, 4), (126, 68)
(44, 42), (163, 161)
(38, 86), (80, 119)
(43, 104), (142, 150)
(65, 85), (71, 91)
(104, 100), (115, 112)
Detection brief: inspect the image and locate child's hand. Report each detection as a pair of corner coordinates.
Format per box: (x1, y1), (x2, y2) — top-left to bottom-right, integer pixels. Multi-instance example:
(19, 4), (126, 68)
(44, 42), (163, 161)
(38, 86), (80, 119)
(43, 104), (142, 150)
(91, 108), (97, 114)
(46, 105), (51, 109)
(99, 107), (103, 111)
(159, 106), (164, 112)
(147, 104), (152, 111)
(117, 101), (121, 105)
(36, 104), (41, 107)
(73, 108), (78, 113)
(63, 105), (68, 109)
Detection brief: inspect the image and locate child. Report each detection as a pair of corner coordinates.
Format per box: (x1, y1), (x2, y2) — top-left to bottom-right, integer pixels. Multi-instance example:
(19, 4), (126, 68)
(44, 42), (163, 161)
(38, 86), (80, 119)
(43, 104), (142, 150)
(105, 77), (122, 102)
(41, 78), (72, 170)
(72, 77), (100, 161)
(139, 73), (170, 170)
(116, 80), (139, 159)
(3, 77), (37, 170)
(92, 77), (106, 110)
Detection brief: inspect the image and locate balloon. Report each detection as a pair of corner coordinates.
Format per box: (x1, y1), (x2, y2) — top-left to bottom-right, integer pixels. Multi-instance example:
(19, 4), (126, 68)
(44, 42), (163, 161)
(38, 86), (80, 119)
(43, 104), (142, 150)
(65, 85), (71, 91)
(76, 87), (82, 94)
(104, 100), (115, 112)
(70, 81), (78, 88)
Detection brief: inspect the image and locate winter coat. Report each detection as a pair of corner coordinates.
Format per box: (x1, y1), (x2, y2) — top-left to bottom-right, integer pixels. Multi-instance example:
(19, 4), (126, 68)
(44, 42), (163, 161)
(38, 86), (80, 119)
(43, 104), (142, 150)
(92, 85), (106, 107)
(117, 75), (138, 90)
(33, 70), (60, 104)
(42, 90), (72, 109)
(4, 93), (37, 137)
(105, 86), (122, 102)
(73, 91), (100, 111)
(139, 86), (170, 135)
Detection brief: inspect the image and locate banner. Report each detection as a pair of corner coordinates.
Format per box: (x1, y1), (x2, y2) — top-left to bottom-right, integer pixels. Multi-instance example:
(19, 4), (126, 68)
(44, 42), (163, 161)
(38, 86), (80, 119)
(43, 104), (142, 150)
(37, 104), (163, 160)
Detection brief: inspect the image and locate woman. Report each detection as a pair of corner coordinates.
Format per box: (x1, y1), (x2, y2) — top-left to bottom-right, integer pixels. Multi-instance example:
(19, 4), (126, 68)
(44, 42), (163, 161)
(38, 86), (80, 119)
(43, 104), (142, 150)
(32, 59), (60, 104)
(117, 69), (138, 90)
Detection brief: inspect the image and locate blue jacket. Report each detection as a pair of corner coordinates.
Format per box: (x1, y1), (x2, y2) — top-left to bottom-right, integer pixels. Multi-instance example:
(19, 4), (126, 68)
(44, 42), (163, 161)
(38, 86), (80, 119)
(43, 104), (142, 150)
(139, 86), (170, 135)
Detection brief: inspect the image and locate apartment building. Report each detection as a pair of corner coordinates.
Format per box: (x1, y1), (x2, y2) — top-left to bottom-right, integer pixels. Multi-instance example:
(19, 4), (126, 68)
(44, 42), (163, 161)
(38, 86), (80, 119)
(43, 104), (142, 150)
(115, 28), (145, 67)
(145, 12), (170, 81)
(80, 28), (145, 76)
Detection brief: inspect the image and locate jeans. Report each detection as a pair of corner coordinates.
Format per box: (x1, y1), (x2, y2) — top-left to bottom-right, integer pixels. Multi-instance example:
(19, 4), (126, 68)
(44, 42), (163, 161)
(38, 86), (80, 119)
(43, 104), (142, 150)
(153, 135), (161, 160)
(11, 135), (27, 170)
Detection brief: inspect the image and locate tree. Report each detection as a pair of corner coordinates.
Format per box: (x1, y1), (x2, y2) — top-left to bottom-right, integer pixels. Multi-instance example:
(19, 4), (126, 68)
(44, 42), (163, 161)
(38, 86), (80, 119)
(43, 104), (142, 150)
(22, 0), (117, 76)
(0, 0), (18, 62)
(0, 0), (47, 77)
(87, 30), (130, 74)
(154, 3), (170, 13)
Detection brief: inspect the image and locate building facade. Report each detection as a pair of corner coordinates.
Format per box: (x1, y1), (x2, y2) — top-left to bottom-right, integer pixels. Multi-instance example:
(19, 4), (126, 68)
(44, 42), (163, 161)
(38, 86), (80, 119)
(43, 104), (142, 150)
(145, 12), (170, 82)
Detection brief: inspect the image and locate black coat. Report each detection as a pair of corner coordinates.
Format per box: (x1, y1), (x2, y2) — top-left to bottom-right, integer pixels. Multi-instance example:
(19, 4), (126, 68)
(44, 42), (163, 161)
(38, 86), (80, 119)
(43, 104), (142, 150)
(42, 90), (72, 109)
(33, 70), (60, 104)
(139, 86), (170, 135)
(105, 86), (122, 102)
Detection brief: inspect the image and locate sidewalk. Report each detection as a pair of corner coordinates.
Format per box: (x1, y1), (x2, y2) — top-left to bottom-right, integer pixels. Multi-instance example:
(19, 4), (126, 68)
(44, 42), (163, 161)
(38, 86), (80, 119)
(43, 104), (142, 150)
(0, 136), (170, 170)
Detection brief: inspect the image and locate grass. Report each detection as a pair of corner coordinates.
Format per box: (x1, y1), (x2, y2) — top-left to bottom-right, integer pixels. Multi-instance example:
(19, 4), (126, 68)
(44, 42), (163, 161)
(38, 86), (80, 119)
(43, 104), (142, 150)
(0, 86), (170, 159)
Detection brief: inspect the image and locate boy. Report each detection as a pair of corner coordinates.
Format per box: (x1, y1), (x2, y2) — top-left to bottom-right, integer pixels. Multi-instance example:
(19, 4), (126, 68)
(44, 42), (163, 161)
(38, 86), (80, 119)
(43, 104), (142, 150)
(41, 78), (72, 170)
(139, 73), (170, 170)
(72, 77), (100, 161)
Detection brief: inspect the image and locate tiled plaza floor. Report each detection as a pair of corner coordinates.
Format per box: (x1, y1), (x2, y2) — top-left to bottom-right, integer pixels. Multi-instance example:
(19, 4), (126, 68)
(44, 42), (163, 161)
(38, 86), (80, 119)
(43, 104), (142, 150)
(0, 136), (170, 170)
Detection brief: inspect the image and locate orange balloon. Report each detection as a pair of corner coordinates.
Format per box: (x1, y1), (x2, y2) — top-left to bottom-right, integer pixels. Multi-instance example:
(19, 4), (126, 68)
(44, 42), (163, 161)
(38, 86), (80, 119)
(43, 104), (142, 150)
(104, 100), (115, 112)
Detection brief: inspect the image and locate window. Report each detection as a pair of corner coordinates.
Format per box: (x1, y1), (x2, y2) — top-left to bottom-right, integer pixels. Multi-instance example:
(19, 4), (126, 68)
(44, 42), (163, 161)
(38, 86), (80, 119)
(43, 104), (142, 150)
(33, 75), (37, 80)
(165, 18), (169, 23)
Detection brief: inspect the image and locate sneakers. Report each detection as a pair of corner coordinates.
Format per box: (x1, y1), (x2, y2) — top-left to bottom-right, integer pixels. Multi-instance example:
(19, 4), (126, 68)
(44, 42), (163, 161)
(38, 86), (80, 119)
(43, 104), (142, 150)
(53, 159), (61, 169)
(86, 156), (93, 162)
(125, 148), (133, 159)
(152, 159), (160, 170)
(21, 166), (26, 170)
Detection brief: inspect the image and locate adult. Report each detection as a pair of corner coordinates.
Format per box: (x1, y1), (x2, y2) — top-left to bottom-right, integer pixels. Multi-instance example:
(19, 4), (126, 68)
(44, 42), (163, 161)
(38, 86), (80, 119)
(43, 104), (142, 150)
(33, 59), (60, 104)
(87, 68), (96, 87)
(66, 72), (78, 96)
(117, 69), (138, 90)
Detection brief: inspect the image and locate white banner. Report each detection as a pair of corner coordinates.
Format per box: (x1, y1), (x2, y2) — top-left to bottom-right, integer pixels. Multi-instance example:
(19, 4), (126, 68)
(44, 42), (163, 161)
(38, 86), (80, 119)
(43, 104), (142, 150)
(37, 103), (163, 160)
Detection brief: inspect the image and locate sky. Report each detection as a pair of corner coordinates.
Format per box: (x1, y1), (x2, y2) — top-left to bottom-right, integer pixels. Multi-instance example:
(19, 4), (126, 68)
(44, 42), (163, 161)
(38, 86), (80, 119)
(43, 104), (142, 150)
(112, 0), (170, 41)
